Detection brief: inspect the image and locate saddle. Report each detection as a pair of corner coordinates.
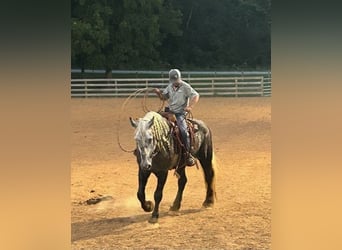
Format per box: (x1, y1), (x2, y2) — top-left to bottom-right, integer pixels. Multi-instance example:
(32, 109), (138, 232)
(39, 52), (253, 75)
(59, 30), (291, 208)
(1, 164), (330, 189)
(159, 111), (198, 155)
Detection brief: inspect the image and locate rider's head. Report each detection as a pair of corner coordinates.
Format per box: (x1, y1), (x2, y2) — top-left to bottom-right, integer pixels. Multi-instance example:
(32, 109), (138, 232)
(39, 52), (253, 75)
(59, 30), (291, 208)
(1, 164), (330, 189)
(169, 69), (181, 87)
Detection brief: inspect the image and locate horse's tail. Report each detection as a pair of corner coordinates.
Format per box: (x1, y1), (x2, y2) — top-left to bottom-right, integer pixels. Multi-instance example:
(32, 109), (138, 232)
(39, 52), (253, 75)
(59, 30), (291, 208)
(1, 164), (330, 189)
(202, 126), (212, 159)
(208, 129), (217, 201)
(202, 127), (217, 202)
(211, 151), (217, 200)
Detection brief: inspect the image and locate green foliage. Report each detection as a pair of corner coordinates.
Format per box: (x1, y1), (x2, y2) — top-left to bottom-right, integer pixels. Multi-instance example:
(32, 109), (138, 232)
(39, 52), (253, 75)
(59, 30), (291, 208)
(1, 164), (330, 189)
(71, 0), (111, 70)
(71, 0), (271, 73)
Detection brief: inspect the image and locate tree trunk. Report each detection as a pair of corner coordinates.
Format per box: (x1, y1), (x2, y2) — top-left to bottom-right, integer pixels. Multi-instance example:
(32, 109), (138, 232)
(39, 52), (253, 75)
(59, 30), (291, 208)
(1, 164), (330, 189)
(81, 67), (85, 79)
(105, 68), (112, 79)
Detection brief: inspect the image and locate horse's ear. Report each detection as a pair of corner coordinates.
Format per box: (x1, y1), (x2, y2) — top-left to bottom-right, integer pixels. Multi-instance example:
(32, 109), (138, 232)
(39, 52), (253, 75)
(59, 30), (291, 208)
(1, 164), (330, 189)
(129, 117), (138, 128)
(147, 116), (155, 128)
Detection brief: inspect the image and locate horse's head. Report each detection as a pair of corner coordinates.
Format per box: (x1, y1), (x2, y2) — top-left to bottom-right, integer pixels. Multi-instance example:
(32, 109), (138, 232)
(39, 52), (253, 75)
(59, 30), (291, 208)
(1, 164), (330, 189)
(130, 116), (156, 171)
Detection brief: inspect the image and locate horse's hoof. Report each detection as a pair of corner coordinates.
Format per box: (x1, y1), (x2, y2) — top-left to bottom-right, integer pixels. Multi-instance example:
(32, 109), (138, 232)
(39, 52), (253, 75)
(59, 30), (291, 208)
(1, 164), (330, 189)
(169, 205), (180, 211)
(202, 202), (214, 209)
(148, 217), (158, 224)
(143, 201), (154, 212)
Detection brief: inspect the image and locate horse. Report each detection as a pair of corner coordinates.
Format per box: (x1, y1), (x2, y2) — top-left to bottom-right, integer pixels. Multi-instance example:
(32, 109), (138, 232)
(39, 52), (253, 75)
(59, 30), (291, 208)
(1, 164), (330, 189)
(129, 111), (216, 223)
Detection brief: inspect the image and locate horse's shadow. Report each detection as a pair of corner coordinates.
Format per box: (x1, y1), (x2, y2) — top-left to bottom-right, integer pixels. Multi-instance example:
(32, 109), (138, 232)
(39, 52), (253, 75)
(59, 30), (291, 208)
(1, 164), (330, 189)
(71, 208), (204, 242)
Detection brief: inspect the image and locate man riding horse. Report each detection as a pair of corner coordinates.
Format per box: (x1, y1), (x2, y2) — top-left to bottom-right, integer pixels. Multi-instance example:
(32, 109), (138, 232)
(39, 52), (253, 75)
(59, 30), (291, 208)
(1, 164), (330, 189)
(154, 69), (200, 166)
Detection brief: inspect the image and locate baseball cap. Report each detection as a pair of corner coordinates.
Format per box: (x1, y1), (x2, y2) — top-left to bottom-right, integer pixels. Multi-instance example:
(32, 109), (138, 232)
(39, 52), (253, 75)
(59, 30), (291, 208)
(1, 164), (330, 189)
(169, 69), (181, 83)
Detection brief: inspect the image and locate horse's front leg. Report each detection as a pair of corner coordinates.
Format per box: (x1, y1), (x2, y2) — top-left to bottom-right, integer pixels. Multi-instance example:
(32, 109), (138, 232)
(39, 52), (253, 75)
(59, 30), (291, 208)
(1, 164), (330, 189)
(137, 168), (154, 212)
(170, 167), (187, 211)
(149, 171), (168, 224)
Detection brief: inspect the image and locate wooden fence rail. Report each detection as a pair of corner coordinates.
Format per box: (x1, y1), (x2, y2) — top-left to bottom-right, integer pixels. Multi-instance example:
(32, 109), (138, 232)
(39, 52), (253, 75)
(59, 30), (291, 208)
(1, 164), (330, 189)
(71, 76), (271, 98)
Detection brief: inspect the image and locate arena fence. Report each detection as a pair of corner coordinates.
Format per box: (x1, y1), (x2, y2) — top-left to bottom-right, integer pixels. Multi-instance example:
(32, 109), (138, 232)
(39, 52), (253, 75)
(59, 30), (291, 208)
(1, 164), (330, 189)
(71, 75), (271, 98)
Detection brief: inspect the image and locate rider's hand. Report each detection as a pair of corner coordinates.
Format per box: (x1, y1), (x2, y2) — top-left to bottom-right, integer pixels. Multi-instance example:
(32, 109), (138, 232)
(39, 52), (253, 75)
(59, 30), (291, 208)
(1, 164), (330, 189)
(154, 88), (164, 100)
(184, 106), (192, 112)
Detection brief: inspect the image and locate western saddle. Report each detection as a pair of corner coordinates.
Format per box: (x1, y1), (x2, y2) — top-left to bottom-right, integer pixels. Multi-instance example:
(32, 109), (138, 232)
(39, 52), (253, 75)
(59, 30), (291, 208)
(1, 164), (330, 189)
(159, 111), (198, 167)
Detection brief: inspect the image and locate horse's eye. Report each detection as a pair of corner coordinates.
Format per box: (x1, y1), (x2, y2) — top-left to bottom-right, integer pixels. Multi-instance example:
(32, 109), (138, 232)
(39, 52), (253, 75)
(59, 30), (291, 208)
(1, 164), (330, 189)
(147, 138), (152, 144)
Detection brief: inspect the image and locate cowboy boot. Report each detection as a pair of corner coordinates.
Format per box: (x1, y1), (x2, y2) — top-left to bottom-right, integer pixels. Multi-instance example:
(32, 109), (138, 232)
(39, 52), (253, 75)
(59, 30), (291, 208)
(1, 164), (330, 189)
(184, 133), (195, 166)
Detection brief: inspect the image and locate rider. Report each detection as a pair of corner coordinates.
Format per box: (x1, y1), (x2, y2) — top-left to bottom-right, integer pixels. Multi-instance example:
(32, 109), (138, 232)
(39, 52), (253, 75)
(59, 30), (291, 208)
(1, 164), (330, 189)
(154, 69), (200, 166)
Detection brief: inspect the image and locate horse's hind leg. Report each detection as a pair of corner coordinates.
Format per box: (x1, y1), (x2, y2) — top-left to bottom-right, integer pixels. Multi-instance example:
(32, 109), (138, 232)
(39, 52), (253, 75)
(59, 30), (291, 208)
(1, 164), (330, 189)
(149, 171), (168, 223)
(137, 169), (153, 212)
(170, 168), (187, 211)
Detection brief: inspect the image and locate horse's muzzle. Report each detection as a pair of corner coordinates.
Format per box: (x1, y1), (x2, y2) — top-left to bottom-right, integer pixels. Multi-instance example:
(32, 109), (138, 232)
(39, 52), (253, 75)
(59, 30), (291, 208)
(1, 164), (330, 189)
(141, 164), (152, 171)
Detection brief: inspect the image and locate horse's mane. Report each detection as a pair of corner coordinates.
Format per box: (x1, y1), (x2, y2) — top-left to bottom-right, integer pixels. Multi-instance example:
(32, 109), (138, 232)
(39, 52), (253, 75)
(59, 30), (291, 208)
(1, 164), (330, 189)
(140, 111), (171, 154)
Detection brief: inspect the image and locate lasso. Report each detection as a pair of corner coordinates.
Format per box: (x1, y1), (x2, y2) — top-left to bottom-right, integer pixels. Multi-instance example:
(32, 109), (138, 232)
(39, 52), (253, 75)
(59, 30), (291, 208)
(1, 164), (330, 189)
(117, 88), (165, 152)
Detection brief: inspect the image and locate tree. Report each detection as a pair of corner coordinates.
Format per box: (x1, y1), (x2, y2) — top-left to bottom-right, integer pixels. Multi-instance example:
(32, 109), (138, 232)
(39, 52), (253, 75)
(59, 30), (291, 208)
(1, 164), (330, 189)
(71, 0), (271, 72)
(166, 0), (271, 70)
(71, 0), (111, 74)
(71, 0), (182, 76)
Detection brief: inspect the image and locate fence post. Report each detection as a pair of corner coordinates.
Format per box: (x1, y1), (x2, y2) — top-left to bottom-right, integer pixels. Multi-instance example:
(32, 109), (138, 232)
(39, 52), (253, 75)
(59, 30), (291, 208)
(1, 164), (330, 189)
(235, 78), (238, 97)
(212, 79), (215, 96)
(261, 76), (264, 97)
(85, 80), (88, 98)
(115, 80), (117, 96)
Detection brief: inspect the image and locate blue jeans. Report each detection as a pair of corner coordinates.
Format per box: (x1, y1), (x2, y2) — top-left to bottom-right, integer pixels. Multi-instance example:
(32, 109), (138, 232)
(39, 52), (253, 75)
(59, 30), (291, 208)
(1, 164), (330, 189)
(175, 113), (190, 152)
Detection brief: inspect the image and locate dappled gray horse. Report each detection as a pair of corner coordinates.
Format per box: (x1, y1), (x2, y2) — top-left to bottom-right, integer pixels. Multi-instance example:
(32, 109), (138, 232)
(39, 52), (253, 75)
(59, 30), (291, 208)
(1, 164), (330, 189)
(130, 111), (216, 223)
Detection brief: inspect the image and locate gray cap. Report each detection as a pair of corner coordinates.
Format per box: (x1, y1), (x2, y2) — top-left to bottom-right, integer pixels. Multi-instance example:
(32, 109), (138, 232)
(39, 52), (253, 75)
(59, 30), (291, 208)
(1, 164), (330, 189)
(169, 69), (181, 83)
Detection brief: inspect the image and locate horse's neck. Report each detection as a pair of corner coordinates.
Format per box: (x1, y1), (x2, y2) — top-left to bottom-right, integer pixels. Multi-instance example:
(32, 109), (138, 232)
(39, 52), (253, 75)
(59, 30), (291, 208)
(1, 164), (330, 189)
(152, 118), (174, 153)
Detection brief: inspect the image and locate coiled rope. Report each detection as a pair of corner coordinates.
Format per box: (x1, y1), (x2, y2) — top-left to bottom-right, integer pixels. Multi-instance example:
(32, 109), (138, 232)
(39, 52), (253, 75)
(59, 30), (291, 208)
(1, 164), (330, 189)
(117, 88), (165, 152)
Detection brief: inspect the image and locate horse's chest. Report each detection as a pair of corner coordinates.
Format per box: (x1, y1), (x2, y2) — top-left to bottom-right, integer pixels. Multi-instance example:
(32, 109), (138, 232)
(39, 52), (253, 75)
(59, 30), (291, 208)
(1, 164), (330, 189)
(151, 154), (179, 171)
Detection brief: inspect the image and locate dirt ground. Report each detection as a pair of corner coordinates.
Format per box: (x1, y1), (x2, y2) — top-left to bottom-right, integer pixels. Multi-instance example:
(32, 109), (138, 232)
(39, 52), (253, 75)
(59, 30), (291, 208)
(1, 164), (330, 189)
(71, 97), (271, 249)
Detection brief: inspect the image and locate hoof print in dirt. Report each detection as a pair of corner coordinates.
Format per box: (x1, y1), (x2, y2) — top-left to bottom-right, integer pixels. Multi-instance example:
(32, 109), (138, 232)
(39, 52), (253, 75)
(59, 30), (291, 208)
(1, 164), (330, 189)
(85, 195), (113, 205)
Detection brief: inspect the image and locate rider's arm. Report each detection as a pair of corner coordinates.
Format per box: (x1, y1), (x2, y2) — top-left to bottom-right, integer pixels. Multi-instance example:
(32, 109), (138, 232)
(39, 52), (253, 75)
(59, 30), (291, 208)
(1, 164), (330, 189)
(185, 94), (199, 111)
(154, 88), (168, 100)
